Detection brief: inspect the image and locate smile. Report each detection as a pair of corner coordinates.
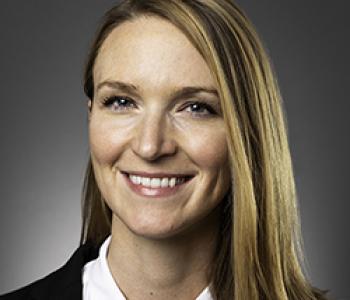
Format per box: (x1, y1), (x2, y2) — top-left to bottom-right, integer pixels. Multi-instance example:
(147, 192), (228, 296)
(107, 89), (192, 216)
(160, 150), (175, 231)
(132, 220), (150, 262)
(121, 171), (194, 197)
(129, 174), (186, 188)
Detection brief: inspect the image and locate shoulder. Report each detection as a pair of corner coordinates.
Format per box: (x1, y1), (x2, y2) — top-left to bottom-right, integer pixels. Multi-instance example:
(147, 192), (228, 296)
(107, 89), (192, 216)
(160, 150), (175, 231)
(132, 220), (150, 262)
(0, 269), (65, 300)
(0, 287), (30, 300)
(0, 242), (99, 300)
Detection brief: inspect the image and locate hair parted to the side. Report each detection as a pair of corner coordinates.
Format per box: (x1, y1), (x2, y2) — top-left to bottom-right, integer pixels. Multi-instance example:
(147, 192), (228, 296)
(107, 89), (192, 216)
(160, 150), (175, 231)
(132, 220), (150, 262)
(81, 1), (330, 299)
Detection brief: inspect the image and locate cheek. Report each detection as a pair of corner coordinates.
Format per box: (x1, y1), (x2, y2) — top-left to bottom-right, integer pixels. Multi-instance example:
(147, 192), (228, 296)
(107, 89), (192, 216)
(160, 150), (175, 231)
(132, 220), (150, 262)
(88, 115), (132, 164)
(183, 124), (228, 170)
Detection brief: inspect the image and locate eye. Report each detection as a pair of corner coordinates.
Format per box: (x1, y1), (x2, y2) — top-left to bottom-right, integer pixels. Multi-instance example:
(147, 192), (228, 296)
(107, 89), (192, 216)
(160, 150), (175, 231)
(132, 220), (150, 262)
(102, 95), (136, 111)
(183, 101), (217, 117)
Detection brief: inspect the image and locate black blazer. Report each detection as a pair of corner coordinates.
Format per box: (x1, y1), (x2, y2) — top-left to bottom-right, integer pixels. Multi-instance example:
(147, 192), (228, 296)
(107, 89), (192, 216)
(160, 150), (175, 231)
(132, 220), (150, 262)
(0, 242), (100, 300)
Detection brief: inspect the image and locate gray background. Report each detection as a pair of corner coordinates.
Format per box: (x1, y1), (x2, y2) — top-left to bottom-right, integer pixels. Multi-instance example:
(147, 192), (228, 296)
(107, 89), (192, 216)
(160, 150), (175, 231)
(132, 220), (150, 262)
(0, 1), (348, 299)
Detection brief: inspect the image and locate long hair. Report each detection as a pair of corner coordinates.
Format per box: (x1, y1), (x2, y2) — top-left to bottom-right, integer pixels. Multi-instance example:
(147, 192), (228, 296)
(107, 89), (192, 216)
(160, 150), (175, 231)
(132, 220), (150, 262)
(81, 1), (330, 299)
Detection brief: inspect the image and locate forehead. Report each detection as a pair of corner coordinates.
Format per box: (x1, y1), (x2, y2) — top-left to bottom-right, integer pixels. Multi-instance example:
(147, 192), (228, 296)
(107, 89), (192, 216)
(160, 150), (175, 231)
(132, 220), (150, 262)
(93, 16), (216, 93)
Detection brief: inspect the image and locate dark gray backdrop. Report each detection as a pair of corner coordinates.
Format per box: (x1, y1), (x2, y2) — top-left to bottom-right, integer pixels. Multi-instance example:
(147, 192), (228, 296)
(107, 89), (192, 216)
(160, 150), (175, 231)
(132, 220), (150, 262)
(0, 1), (348, 299)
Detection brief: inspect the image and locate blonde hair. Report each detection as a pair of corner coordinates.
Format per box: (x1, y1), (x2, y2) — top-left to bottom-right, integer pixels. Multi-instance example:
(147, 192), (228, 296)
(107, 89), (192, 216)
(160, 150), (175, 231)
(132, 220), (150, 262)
(81, 1), (330, 299)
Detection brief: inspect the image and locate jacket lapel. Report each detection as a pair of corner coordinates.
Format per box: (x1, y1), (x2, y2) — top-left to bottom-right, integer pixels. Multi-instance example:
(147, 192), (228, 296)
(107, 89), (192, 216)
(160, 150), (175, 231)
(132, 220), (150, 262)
(29, 242), (100, 300)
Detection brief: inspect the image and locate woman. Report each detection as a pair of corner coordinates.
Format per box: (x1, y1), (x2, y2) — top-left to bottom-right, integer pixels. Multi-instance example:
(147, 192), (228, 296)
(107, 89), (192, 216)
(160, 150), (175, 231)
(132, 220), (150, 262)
(1, 0), (331, 299)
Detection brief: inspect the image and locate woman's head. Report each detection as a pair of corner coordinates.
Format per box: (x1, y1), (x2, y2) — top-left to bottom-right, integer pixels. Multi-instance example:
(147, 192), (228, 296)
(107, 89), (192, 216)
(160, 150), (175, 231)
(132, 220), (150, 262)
(88, 15), (231, 239)
(81, 1), (329, 299)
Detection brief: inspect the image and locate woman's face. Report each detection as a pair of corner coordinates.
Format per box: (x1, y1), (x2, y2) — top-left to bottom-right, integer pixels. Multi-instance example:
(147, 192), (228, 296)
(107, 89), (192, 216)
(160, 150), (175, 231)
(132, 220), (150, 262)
(89, 16), (230, 239)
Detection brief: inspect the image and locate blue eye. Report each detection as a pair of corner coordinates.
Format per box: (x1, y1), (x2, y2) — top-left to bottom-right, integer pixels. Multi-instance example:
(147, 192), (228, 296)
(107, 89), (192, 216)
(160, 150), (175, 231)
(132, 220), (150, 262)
(101, 97), (217, 117)
(102, 96), (136, 111)
(184, 102), (216, 116)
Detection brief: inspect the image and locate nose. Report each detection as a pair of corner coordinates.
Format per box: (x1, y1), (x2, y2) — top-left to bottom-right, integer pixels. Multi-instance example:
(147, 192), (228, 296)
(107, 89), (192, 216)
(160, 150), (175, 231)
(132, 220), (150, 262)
(131, 113), (177, 161)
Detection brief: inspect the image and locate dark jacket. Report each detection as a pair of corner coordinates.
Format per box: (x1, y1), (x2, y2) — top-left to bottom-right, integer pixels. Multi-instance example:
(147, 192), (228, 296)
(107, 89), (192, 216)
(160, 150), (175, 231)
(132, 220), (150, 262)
(0, 242), (100, 300)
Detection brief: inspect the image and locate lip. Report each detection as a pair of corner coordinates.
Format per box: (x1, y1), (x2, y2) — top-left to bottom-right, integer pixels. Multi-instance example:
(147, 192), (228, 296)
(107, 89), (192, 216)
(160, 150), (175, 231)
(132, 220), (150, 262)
(121, 170), (195, 178)
(121, 171), (194, 198)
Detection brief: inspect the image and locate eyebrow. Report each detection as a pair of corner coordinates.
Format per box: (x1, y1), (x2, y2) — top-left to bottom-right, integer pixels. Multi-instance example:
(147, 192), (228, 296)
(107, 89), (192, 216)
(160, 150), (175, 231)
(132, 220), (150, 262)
(96, 80), (219, 100)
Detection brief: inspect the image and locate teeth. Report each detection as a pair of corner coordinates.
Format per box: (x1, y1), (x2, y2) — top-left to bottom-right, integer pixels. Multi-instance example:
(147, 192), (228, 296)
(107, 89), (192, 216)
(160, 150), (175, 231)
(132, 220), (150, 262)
(128, 174), (187, 188)
(141, 177), (151, 187)
(150, 178), (161, 188)
(161, 178), (169, 188)
(169, 177), (176, 187)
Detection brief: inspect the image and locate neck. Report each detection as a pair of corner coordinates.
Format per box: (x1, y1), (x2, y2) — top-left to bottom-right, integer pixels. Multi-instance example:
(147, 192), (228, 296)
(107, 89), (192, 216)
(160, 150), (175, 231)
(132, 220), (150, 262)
(107, 208), (220, 300)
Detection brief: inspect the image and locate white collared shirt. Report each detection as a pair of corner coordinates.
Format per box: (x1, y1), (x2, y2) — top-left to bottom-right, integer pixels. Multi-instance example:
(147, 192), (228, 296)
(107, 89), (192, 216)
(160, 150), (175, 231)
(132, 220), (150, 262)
(82, 236), (213, 300)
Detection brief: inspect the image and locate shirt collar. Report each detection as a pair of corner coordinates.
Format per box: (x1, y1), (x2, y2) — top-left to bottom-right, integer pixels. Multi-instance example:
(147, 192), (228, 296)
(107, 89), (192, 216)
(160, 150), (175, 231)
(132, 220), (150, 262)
(83, 235), (213, 300)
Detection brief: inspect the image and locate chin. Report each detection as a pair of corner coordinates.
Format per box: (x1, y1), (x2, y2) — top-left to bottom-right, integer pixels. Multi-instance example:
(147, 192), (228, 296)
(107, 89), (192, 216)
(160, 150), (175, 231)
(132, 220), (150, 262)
(119, 213), (194, 240)
(129, 220), (185, 240)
